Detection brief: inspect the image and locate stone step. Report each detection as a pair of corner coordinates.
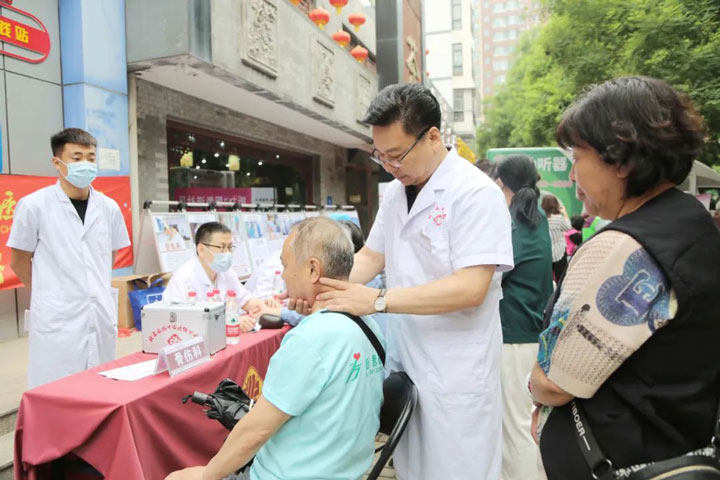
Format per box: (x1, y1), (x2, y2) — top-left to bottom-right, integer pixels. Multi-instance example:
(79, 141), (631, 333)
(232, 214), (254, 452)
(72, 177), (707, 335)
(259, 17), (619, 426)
(0, 408), (17, 438)
(0, 431), (13, 480)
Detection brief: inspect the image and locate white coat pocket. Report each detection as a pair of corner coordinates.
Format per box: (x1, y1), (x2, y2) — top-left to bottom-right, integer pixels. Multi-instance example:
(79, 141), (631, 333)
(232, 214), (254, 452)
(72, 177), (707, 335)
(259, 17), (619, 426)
(420, 226), (452, 278)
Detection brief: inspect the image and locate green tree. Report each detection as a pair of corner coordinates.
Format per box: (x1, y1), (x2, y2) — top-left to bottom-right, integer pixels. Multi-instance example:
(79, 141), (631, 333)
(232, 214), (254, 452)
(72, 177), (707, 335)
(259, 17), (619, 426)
(476, 0), (720, 166)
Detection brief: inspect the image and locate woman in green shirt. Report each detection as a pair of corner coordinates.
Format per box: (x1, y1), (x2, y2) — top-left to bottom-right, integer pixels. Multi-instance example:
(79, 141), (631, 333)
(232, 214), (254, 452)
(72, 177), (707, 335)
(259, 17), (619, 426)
(491, 154), (553, 480)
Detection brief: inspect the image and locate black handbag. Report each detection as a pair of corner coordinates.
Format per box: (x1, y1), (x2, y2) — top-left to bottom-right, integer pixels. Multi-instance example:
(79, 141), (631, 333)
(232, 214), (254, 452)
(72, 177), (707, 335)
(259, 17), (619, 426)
(572, 399), (720, 479)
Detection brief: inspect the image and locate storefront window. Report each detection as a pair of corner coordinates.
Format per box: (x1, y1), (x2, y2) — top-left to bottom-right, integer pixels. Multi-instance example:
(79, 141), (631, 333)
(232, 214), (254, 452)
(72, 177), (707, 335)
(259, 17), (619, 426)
(166, 121), (314, 206)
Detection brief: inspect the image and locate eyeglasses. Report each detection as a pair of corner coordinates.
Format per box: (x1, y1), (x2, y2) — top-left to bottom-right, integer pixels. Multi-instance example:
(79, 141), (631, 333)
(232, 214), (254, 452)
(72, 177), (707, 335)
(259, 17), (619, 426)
(369, 126), (432, 168)
(202, 243), (235, 253)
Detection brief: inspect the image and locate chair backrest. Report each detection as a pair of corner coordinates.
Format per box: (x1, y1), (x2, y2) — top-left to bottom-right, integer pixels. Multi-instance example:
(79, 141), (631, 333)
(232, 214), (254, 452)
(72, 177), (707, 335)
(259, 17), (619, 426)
(366, 371), (418, 480)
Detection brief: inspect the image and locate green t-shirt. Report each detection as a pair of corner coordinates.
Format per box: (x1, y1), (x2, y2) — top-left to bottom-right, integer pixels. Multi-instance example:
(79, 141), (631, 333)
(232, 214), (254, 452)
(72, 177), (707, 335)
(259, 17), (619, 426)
(500, 209), (554, 343)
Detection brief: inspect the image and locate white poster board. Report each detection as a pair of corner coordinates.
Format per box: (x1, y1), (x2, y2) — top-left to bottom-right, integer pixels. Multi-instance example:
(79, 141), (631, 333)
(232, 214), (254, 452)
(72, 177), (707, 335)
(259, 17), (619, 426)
(243, 212), (272, 269)
(151, 213), (196, 272)
(289, 211), (306, 226)
(187, 213), (220, 242)
(218, 212), (254, 280)
(325, 209), (361, 228)
(264, 212), (286, 253)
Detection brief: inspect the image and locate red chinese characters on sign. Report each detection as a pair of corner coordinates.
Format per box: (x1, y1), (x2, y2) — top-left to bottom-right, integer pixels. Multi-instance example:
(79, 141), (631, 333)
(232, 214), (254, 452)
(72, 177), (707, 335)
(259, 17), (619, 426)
(0, 3), (51, 64)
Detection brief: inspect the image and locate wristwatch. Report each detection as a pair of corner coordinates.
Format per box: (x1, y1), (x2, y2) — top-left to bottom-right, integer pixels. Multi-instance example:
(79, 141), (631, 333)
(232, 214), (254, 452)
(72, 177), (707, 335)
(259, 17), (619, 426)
(374, 289), (387, 313)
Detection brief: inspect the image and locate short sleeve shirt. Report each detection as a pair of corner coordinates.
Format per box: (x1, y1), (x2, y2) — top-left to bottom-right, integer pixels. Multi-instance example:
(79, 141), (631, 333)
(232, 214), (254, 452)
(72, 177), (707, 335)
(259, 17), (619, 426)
(251, 310), (385, 480)
(538, 230), (677, 398)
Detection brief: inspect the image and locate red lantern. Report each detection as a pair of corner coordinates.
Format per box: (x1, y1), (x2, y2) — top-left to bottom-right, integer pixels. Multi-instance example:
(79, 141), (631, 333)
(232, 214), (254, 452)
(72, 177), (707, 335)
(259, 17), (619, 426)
(329, 0), (348, 14)
(348, 12), (366, 32)
(309, 8), (330, 29)
(350, 45), (368, 63)
(332, 30), (351, 48)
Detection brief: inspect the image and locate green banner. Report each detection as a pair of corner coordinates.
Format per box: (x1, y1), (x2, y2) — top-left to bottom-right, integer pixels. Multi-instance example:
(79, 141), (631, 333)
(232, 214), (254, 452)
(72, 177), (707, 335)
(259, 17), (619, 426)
(487, 147), (583, 217)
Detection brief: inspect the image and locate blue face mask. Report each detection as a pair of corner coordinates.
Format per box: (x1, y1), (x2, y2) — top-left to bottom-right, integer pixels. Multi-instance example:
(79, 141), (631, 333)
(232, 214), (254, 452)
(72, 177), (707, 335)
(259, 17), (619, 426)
(210, 252), (233, 273)
(59, 159), (98, 188)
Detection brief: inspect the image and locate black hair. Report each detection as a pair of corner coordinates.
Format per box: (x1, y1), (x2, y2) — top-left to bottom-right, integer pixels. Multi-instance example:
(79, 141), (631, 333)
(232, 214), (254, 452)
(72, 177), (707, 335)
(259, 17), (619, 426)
(340, 220), (364, 253)
(492, 154), (540, 228)
(474, 158), (492, 174)
(556, 76), (705, 197)
(194, 222), (232, 247)
(570, 215), (585, 231)
(362, 83), (441, 136)
(50, 128), (97, 156)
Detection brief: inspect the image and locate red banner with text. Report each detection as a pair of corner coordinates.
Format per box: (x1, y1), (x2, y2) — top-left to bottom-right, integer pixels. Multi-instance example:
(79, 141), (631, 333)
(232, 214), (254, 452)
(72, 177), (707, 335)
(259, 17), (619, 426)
(0, 175), (133, 290)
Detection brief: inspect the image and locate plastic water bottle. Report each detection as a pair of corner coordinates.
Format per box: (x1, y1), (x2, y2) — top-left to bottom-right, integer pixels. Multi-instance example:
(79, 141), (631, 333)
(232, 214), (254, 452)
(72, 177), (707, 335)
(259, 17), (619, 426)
(213, 289), (222, 302)
(272, 271), (284, 299)
(186, 290), (197, 303)
(206, 291), (216, 302)
(225, 290), (240, 338)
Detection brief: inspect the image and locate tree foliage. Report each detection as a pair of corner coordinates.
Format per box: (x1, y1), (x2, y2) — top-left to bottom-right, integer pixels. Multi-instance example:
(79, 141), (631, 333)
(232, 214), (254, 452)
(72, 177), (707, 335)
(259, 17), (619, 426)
(476, 0), (720, 166)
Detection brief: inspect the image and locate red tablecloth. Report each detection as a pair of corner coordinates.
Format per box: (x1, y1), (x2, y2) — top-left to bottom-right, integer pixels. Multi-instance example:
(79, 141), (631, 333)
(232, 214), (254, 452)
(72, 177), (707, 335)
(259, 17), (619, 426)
(14, 326), (290, 480)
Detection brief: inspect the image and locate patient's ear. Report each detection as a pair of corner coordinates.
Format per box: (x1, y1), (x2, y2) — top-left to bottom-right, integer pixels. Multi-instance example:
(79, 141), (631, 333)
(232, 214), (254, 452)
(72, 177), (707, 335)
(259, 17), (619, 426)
(308, 257), (322, 283)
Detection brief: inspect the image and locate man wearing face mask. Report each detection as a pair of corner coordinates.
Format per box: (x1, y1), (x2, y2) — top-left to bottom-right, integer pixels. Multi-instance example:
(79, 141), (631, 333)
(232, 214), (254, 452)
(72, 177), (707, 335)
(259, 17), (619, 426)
(163, 222), (263, 332)
(8, 128), (131, 388)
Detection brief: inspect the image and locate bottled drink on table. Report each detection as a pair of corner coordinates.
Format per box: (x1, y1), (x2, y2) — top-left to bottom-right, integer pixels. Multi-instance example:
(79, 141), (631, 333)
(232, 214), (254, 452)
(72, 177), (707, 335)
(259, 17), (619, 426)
(272, 270), (284, 299)
(206, 291), (215, 302)
(225, 290), (240, 338)
(186, 290), (197, 303)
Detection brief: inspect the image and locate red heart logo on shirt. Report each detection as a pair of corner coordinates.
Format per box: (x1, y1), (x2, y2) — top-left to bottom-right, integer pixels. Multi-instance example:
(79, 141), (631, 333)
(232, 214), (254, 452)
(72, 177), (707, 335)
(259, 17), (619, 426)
(353, 353), (360, 360)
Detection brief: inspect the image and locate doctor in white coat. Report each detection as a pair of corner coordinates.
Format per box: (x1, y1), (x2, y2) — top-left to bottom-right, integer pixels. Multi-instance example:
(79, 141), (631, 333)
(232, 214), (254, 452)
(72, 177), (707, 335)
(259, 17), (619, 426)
(316, 84), (513, 479)
(9, 128), (130, 389)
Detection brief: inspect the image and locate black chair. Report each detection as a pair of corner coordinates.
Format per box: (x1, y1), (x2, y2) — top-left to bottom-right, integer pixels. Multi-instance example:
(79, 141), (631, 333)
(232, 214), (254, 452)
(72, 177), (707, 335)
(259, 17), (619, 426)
(366, 371), (418, 480)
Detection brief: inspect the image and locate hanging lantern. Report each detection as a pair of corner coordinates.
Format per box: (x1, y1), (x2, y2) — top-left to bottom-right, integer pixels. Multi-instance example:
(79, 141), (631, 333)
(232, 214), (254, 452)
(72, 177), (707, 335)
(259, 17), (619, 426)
(332, 29), (351, 47)
(350, 45), (368, 63)
(288, 0), (300, 4)
(180, 151), (193, 168)
(329, 0), (348, 14)
(228, 154), (240, 172)
(348, 12), (366, 32)
(309, 8), (330, 29)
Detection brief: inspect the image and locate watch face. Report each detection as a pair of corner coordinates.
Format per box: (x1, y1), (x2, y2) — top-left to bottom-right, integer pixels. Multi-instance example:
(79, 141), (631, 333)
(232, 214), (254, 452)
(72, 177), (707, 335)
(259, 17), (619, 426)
(374, 297), (386, 312)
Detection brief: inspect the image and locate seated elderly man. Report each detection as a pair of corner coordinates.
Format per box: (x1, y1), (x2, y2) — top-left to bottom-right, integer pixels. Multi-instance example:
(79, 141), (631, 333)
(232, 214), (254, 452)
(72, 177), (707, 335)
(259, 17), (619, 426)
(166, 216), (386, 480)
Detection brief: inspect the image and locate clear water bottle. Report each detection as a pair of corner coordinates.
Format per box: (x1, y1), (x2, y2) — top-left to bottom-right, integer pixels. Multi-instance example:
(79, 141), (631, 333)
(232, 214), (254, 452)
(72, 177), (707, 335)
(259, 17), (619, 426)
(206, 291), (215, 302)
(272, 270), (284, 299)
(186, 290), (197, 303)
(213, 288), (222, 302)
(225, 290), (240, 337)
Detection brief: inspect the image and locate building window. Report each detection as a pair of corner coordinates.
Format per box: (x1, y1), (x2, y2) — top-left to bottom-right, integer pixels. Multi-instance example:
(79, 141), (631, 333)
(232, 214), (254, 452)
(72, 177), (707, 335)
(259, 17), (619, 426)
(493, 31), (507, 41)
(496, 74), (506, 83)
(452, 0), (462, 30)
(484, 44), (491, 51)
(454, 89), (464, 122)
(493, 2), (505, 12)
(493, 60), (509, 70)
(453, 43), (463, 75)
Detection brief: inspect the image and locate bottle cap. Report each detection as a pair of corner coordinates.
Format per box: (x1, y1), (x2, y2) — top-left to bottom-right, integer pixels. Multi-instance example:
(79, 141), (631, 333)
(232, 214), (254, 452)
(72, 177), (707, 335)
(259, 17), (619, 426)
(227, 290), (237, 297)
(206, 292), (214, 298)
(274, 270), (281, 275)
(188, 291), (197, 297)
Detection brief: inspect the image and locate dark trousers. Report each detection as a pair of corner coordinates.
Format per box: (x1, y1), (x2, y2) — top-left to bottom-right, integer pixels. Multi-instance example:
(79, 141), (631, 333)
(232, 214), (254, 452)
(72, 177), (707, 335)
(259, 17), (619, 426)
(552, 254), (568, 282)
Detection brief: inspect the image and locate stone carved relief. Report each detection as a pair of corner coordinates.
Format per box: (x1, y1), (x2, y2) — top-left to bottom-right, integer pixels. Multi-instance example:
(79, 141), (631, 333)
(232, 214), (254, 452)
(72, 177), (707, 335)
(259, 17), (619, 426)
(356, 75), (373, 123)
(406, 36), (421, 84)
(313, 41), (335, 108)
(242, 0), (279, 78)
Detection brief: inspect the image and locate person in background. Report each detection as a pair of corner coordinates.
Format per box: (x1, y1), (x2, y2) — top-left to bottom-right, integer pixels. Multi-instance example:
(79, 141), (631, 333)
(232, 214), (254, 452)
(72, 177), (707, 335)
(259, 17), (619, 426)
(474, 157), (493, 175)
(541, 194), (571, 280)
(491, 154), (553, 480)
(166, 217), (385, 480)
(164, 222), (263, 332)
(531, 76), (720, 479)
(565, 215), (584, 258)
(8, 128), (130, 388)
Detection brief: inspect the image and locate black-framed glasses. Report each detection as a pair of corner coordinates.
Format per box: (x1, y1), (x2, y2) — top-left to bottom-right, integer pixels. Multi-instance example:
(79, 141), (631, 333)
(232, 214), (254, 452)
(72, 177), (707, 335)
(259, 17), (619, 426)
(202, 243), (235, 253)
(369, 126), (432, 168)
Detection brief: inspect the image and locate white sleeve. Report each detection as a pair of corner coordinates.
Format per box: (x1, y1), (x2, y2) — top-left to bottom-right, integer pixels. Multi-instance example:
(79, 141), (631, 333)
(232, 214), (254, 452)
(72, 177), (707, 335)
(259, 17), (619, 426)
(450, 184), (514, 272)
(110, 202), (131, 251)
(233, 274), (253, 307)
(163, 270), (192, 303)
(244, 255), (279, 299)
(6, 197), (39, 253)
(366, 185), (393, 254)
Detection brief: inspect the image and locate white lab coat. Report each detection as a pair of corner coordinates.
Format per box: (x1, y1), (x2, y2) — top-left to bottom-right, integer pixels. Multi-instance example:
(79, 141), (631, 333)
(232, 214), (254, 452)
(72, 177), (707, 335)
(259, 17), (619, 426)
(163, 256), (252, 306)
(243, 250), (283, 299)
(365, 148), (513, 480)
(7, 182), (130, 388)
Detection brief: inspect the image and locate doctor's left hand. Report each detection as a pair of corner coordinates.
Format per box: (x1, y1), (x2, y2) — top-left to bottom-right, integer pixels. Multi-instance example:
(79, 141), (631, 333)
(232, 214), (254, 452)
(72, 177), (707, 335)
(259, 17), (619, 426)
(165, 466), (206, 480)
(316, 278), (380, 316)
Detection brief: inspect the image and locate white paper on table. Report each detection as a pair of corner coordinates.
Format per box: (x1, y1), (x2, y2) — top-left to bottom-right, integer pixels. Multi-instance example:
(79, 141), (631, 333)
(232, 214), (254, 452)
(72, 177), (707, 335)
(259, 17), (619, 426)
(98, 359), (158, 381)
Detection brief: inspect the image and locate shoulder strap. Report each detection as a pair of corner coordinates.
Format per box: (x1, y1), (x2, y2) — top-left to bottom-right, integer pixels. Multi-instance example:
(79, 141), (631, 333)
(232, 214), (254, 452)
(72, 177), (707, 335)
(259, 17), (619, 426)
(571, 400), (615, 480)
(323, 311), (385, 365)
